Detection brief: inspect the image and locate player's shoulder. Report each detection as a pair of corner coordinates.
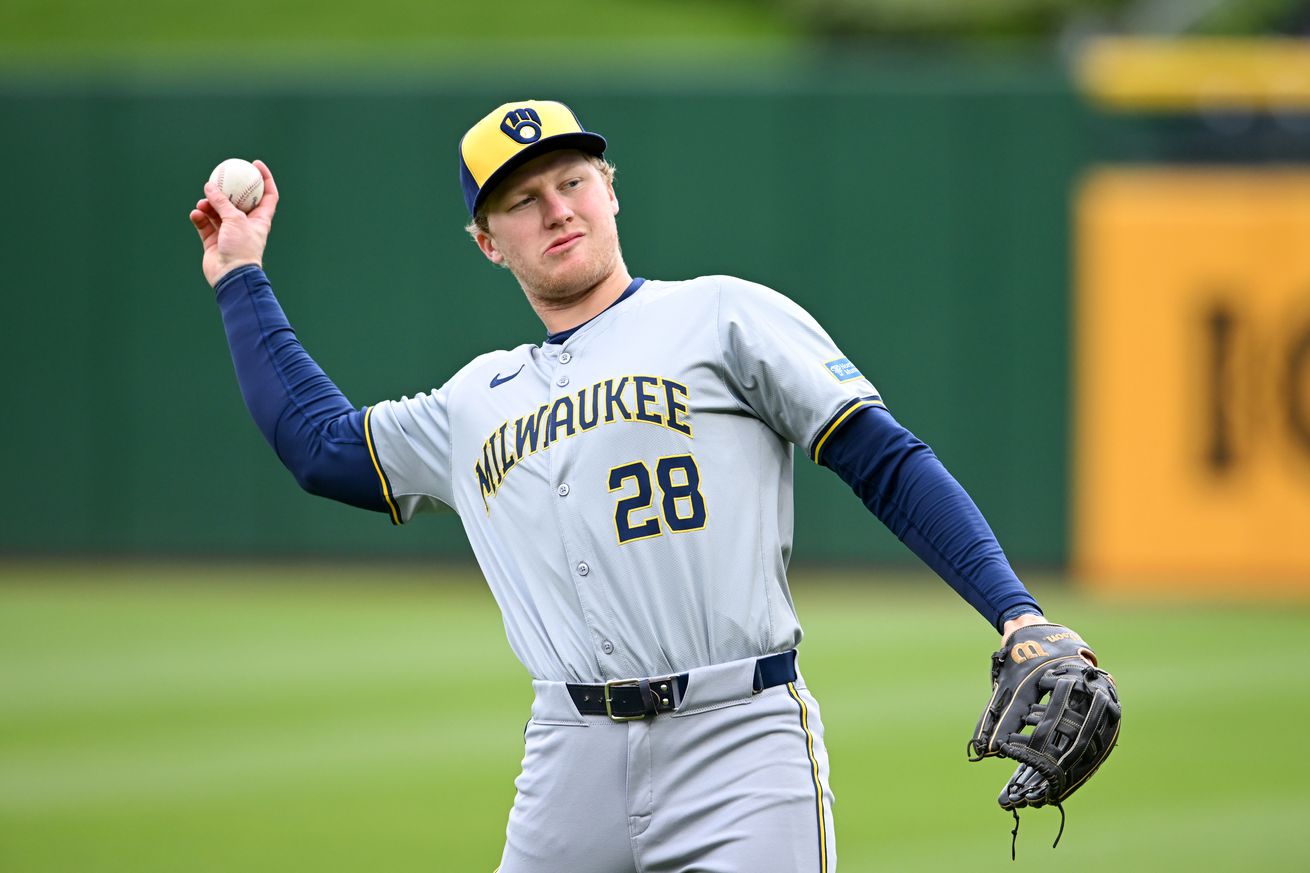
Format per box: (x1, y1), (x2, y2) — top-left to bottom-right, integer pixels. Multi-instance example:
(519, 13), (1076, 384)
(636, 276), (815, 338)
(640, 274), (791, 309)
(682, 274), (815, 327)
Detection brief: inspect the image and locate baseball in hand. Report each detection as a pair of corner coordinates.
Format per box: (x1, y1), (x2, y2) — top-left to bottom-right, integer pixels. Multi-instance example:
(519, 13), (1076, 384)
(208, 158), (264, 213)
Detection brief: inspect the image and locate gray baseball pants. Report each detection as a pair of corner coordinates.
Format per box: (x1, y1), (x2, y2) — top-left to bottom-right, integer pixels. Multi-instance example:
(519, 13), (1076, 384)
(495, 654), (837, 873)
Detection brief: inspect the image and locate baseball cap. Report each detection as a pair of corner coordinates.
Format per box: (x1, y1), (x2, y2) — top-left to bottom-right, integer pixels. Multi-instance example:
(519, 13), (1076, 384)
(459, 100), (607, 217)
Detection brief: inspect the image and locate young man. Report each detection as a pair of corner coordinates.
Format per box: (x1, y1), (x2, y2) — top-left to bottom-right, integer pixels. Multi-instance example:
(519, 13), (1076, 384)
(189, 100), (1057, 872)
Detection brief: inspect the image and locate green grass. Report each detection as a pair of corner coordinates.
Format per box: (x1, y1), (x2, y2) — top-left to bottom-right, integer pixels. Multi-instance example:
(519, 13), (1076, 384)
(2, 562), (1308, 872)
(0, 0), (794, 69)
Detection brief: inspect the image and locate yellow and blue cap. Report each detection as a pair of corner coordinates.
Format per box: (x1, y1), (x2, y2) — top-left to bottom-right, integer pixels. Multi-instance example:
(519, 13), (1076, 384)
(459, 100), (607, 217)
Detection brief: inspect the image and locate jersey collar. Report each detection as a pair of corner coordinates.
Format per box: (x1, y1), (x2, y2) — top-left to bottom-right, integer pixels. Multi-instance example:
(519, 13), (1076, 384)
(544, 277), (646, 345)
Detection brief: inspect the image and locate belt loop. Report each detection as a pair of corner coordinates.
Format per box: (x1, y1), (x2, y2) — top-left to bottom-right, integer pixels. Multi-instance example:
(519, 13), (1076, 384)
(638, 678), (658, 716)
(752, 660), (765, 694)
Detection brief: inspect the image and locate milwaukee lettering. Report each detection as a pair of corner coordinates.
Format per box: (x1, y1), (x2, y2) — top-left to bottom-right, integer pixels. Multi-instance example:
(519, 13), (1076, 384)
(473, 375), (693, 512)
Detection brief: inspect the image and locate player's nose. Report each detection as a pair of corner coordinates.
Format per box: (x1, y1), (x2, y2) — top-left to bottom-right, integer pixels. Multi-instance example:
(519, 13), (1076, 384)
(540, 190), (574, 227)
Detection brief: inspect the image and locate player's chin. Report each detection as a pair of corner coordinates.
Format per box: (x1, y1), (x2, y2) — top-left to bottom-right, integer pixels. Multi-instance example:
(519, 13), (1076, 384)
(541, 247), (596, 280)
(527, 243), (615, 297)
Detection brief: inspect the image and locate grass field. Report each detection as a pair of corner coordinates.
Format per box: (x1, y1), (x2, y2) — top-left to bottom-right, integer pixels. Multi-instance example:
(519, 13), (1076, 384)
(3, 562), (1308, 872)
(0, 0), (792, 69)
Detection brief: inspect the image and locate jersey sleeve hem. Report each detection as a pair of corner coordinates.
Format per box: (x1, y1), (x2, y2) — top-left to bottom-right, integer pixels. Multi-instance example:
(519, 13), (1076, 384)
(363, 405), (402, 525)
(808, 395), (884, 464)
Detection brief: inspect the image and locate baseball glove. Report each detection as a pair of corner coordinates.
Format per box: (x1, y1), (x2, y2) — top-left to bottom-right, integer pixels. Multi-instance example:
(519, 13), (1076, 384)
(968, 623), (1120, 855)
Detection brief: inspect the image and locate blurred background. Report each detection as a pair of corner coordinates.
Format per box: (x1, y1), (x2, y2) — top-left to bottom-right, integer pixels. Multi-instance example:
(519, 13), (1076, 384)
(3, 1), (1309, 870)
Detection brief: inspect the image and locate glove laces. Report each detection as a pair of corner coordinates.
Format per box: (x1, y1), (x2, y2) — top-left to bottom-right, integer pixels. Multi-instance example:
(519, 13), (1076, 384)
(1008, 801), (1065, 860)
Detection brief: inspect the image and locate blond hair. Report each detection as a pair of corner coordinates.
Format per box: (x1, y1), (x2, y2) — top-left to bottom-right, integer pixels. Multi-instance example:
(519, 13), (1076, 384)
(464, 155), (616, 240)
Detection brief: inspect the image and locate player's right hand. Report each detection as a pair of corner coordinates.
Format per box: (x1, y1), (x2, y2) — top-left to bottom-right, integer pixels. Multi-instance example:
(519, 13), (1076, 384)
(189, 159), (279, 288)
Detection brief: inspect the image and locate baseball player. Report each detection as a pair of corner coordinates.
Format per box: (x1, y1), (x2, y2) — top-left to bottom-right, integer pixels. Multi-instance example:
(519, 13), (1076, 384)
(188, 100), (1107, 872)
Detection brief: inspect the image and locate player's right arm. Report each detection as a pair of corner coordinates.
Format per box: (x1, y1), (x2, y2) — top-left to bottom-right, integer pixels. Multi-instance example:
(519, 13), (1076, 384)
(187, 164), (388, 514)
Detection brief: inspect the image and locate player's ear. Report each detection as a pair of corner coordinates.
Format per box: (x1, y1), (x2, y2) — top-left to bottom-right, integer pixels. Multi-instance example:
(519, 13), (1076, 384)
(475, 229), (505, 265)
(608, 181), (619, 216)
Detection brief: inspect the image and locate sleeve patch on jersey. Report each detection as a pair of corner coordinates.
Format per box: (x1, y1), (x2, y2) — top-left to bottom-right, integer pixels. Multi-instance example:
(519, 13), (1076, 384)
(824, 358), (862, 382)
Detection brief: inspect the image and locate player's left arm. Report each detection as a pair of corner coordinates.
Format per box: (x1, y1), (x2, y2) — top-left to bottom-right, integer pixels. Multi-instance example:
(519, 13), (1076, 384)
(713, 276), (1044, 631)
(816, 403), (1043, 632)
(818, 391), (1120, 818)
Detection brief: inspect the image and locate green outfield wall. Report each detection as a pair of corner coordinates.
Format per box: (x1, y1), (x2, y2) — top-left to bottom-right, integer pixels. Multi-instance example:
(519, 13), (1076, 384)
(0, 64), (1088, 563)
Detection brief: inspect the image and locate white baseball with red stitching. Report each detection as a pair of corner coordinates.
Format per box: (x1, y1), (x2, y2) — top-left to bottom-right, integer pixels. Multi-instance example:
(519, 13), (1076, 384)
(208, 158), (264, 214)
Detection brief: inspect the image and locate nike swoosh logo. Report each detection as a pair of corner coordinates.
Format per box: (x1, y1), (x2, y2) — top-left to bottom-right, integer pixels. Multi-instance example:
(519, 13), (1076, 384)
(490, 365), (525, 388)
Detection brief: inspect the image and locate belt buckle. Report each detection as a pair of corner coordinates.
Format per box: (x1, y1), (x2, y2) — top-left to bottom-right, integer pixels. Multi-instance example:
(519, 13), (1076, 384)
(603, 678), (646, 722)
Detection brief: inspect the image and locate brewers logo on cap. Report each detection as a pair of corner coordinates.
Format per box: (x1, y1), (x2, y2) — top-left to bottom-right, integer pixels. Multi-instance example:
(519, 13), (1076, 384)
(500, 108), (542, 144)
(459, 100), (607, 217)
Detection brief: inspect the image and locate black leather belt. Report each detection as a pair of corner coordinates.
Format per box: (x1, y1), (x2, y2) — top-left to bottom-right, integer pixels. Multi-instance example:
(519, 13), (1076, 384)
(566, 650), (797, 721)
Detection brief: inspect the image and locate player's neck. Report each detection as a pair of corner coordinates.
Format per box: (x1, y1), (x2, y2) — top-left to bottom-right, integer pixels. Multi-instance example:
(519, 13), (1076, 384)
(528, 263), (635, 335)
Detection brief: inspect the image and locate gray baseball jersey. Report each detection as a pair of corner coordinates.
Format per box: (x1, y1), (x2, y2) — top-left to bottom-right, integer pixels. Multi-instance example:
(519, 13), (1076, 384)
(365, 275), (882, 683)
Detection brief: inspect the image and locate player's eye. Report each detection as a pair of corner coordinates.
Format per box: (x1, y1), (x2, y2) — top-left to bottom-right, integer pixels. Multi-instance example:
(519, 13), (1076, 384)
(561, 178), (582, 190)
(510, 195), (534, 210)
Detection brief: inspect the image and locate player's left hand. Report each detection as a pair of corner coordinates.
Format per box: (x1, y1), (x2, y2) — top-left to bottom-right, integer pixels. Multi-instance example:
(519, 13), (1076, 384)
(967, 622), (1121, 827)
(189, 159), (280, 287)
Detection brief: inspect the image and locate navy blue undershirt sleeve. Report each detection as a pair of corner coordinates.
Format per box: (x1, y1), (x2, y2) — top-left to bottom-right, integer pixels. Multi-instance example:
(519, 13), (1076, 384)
(213, 265), (387, 513)
(818, 404), (1042, 632)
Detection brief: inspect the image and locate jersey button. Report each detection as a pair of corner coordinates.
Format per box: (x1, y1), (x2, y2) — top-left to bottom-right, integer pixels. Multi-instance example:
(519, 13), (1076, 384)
(601, 640), (614, 655)
(577, 562), (590, 576)
(557, 483), (570, 497)
(557, 375), (570, 387)
(559, 352), (572, 364)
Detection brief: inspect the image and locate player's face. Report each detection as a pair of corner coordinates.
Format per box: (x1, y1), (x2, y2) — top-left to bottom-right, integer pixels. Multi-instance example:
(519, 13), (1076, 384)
(477, 150), (622, 305)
